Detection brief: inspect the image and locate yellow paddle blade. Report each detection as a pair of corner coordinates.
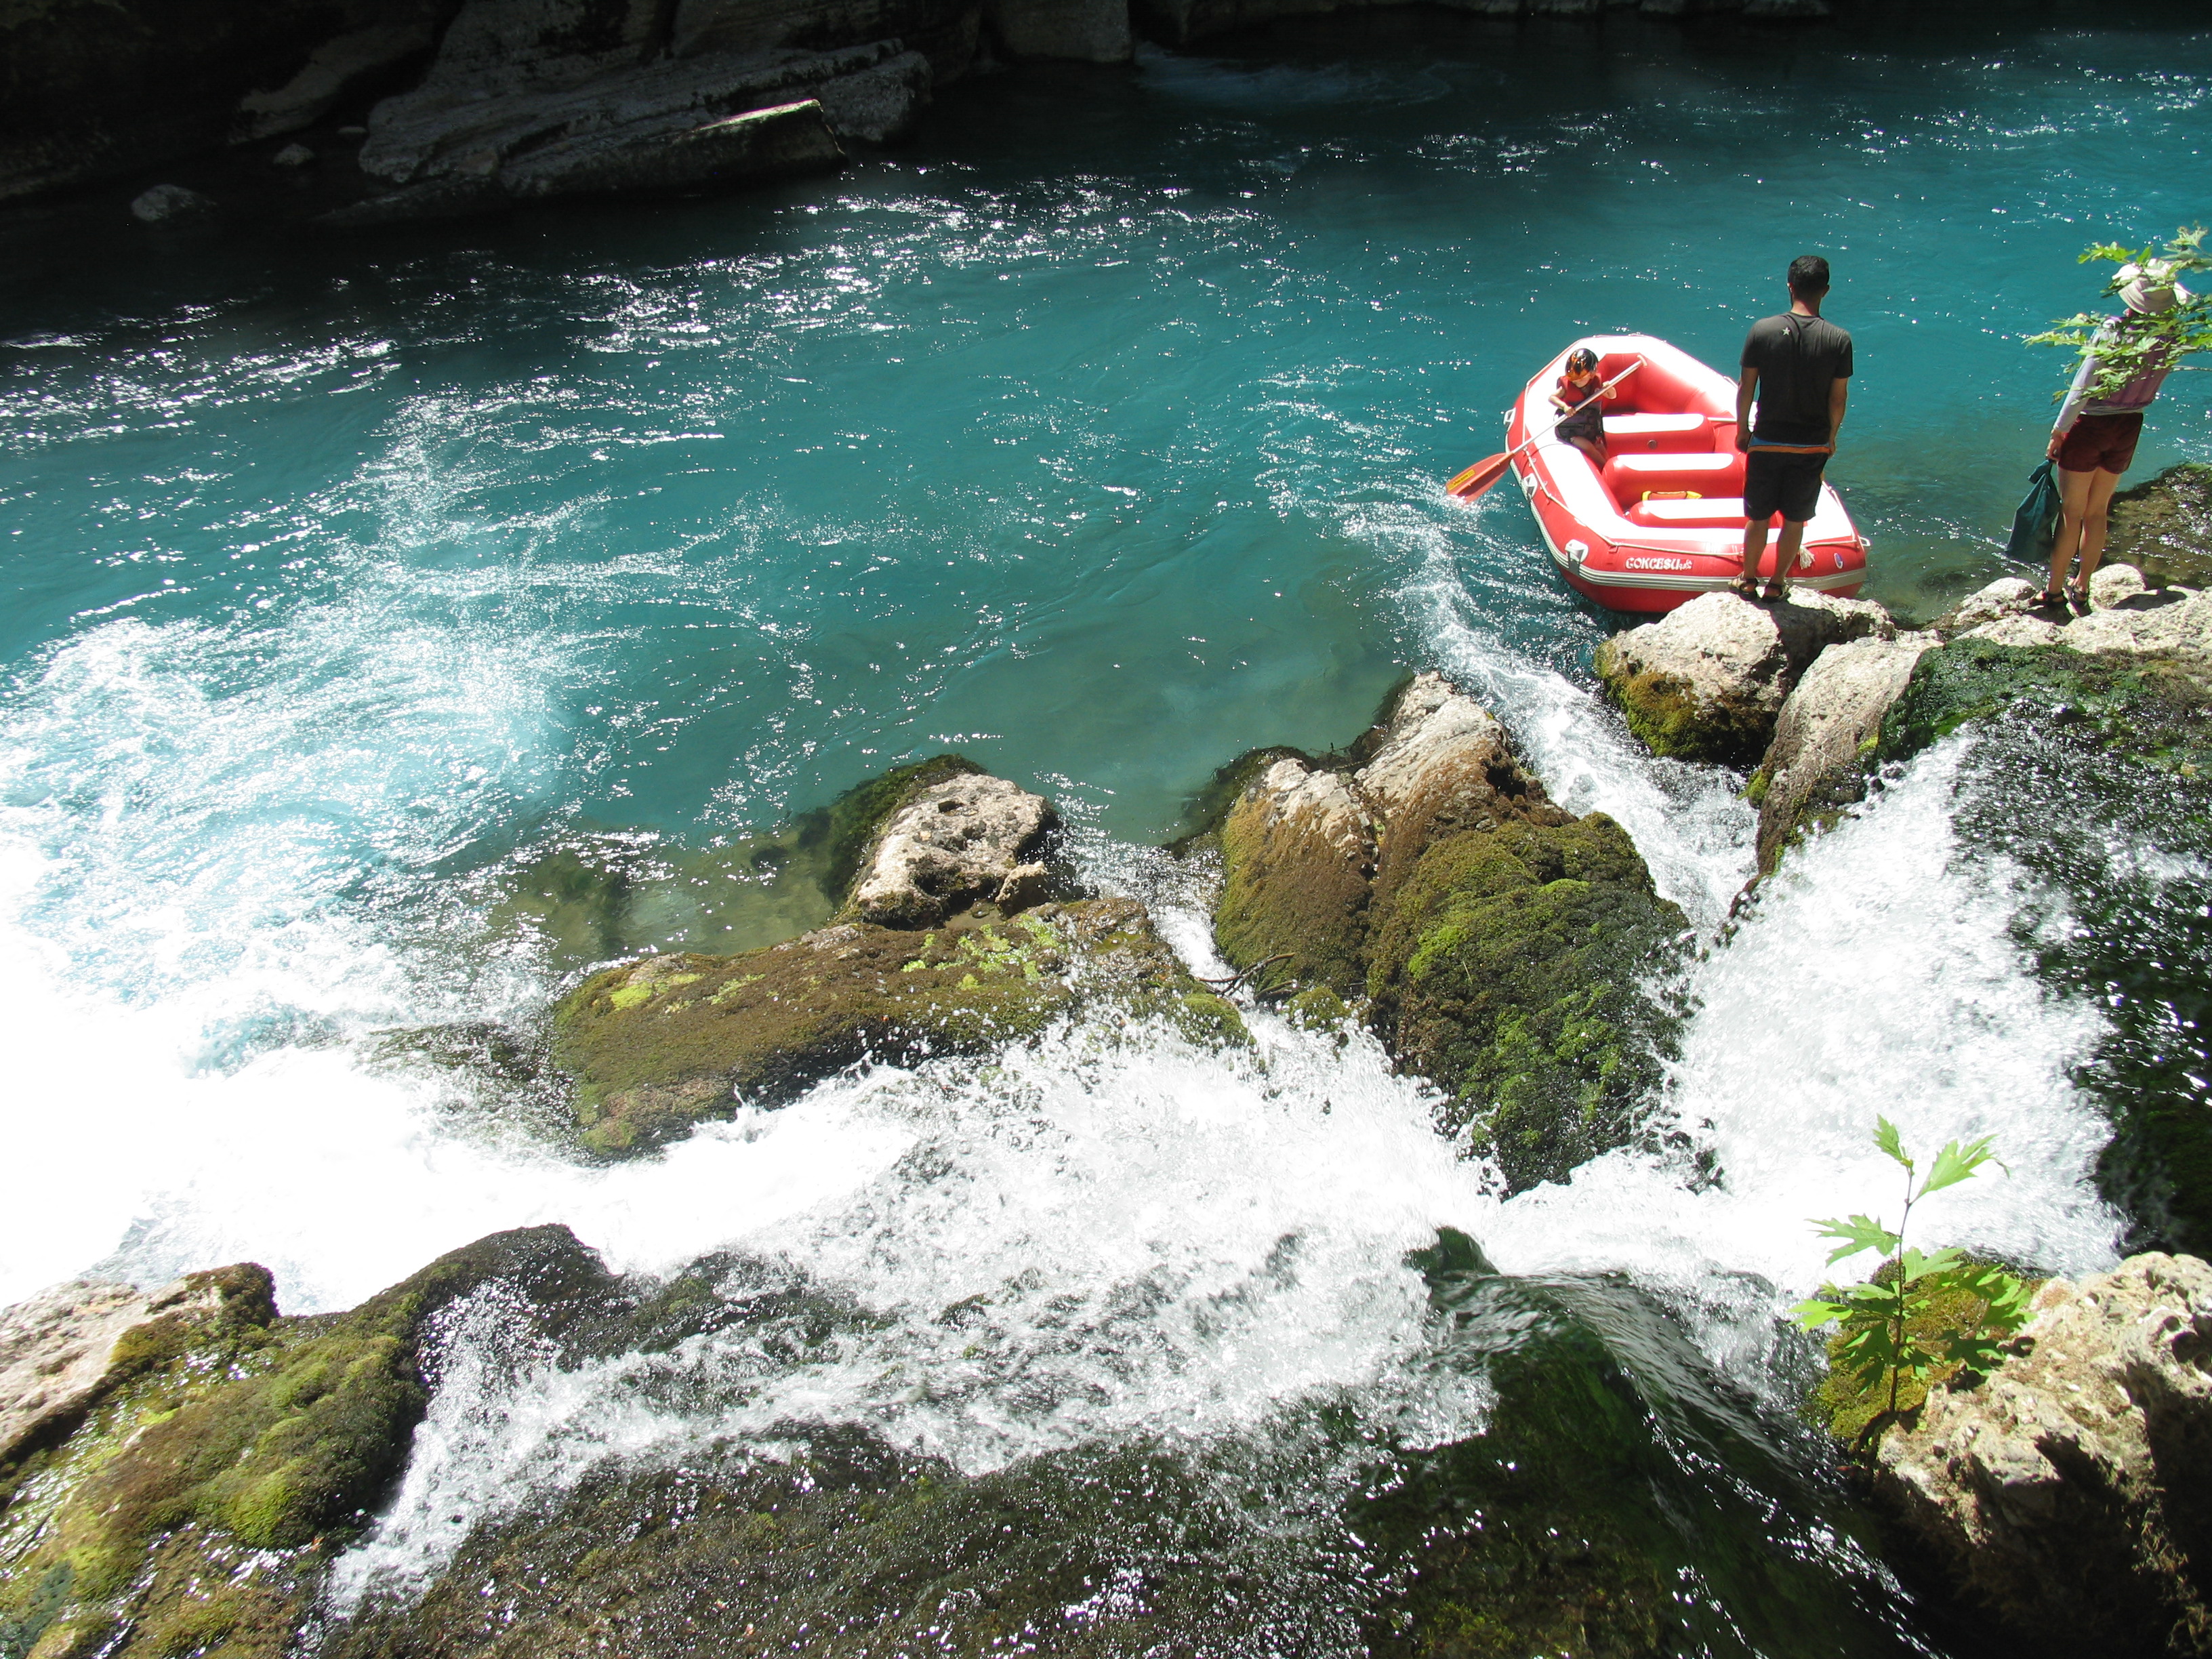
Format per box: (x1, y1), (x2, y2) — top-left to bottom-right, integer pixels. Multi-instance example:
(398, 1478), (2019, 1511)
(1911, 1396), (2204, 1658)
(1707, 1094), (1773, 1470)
(1446, 452), (1512, 500)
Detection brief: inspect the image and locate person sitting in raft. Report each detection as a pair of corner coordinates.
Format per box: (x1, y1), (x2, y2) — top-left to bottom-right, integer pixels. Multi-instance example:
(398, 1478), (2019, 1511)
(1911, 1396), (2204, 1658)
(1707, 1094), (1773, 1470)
(1549, 348), (1614, 467)
(2039, 261), (2188, 613)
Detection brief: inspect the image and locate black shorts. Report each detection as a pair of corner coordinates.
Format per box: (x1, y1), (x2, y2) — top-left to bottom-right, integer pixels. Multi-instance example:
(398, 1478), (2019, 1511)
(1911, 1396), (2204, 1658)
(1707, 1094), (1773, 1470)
(1744, 449), (1827, 523)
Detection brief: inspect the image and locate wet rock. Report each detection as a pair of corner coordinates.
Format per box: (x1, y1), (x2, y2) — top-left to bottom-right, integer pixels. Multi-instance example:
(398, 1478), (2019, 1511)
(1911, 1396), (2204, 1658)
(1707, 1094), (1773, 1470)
(985, 0), (1133, 61)
(0, 1229), (615, 1659)
(236, 22), (442, 142)
(1750, 634), (1936, 873)
(129, 183), (218, 223)
(270, 142), (317, 167)
(551, 897), (1234, 1154)
(847, 769), (1056, 929)
(1204, 674), (1685, 1191)
(1366, 809), (1684, 1191)
(1216, 756), (1374, 998)
(2108, 461), (2212, 589)
(358, 35), (930, 205)
(0, 1277), (248, 1467)
(501, 96), (845, 197)
(1594, 590), (1894, 764)
(1873, 1252), (2212, 1657)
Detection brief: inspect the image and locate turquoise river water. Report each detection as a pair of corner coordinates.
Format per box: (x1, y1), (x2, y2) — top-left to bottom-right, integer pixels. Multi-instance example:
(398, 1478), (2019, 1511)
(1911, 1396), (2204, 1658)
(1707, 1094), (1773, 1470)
(1, 5), (2209, 1654)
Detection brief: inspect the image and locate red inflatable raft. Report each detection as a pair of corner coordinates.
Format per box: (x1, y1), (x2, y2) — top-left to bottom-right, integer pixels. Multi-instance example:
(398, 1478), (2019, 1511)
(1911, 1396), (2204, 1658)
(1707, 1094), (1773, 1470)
(1496, 333), (1867, 613)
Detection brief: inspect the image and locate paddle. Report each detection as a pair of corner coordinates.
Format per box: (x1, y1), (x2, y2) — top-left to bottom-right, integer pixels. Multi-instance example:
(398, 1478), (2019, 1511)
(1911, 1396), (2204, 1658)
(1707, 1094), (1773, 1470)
(1446, 358), (1647, 501)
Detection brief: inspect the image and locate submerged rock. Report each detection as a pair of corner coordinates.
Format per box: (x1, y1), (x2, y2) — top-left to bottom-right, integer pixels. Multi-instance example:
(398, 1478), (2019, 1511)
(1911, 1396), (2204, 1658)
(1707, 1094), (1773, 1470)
(129, 183), (218, 224)
(1872, 1252), (2212, 1657)
(1749, 633), (1936, 874)
(552, 897), (1231, 1153)
(2108, 461), (2212, 590)
(1593, 589), (1893, 764)
(1206, 674), (1685, 1191)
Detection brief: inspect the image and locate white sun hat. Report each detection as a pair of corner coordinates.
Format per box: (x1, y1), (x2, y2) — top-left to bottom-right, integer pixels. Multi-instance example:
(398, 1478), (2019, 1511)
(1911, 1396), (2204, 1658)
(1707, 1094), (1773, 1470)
(2118, 260), (2192, 314)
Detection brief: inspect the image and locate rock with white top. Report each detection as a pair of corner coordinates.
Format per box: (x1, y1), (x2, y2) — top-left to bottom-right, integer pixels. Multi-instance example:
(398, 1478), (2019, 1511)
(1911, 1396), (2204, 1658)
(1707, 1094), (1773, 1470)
(1594, 589), (1895, 764)
(848, 771), (1057, 929)
(1751, 633), (1938, 872)
(1873, 1252), (2212, 1657)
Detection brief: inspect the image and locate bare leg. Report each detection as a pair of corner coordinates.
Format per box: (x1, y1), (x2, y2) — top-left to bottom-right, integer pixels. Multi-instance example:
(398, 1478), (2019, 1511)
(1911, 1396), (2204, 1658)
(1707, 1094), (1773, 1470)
(1570, 435), (1607, 471)
(2072, 468), (2123, 595)
(1741, 517), (1772, 588)
(2047, 466), (2096, 596)
(1763, 519), (1809, 597)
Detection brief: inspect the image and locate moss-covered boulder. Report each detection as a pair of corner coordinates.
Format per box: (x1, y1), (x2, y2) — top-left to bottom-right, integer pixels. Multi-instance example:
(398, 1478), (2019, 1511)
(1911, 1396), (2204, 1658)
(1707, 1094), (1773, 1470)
(0, 1227), (613, 1659)
(1198, 674), (1684, 1192)
(1593, 590), (1893, 764)
(2108, 460), (2212, 589)
(551, 898), (1238, 1155)
(1366, 815), (1685, 1192)
(1215, 756), (1374, 998)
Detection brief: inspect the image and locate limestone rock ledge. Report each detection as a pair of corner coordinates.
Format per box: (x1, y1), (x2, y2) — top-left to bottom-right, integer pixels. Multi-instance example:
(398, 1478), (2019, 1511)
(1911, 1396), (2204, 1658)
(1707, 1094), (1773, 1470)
(1593, 590), (1893, 766)
(1873, 1252), (2212, 1658)
(1206, 672), (1687, 1192)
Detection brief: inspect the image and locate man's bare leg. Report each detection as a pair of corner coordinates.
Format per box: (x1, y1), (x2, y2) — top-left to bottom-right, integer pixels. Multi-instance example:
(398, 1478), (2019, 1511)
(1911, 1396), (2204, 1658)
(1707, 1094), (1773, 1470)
(1761, 519), (1808, 598)
(1740, 518), (1771, 592)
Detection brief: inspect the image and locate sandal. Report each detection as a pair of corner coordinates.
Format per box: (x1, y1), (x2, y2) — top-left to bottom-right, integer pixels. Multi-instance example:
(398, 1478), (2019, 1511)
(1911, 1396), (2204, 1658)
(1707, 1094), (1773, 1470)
(2068, 583), (2092, 615)
(2031, 588), (2067, 610)
(1728, 575), (1760, 599)
(1760, 582), (1788, 602)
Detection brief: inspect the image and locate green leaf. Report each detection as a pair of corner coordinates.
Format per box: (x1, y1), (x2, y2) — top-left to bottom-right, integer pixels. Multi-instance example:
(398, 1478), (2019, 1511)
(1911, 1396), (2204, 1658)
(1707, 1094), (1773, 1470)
(1792, 1297), (1846, 1330)
(1899, 1246), (1964, 1284)
(1873, 1117), (1910, 1170)
(1811, 1214), (1900, 1265)
(1917, 1134), (2005, 1200)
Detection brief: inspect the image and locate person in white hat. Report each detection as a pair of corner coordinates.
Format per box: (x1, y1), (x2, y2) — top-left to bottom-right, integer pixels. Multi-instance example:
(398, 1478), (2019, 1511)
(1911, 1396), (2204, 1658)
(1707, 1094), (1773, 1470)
(2038, 260), (2190, 610)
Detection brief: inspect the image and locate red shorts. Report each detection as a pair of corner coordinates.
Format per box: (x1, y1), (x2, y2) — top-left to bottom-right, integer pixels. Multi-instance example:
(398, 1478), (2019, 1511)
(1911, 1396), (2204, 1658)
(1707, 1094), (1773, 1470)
(2055, 412), (2142, 474)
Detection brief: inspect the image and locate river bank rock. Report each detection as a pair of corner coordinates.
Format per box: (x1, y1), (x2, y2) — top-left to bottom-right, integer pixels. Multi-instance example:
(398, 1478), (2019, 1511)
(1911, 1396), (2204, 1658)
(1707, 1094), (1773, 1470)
(1205, 673), (1686, 1191)
(1871, 1252), (2212, 1657)
(1593, 590), (1894, 765)
(1748, 634), (1936, 874)
(0, 1227), (615, 1659)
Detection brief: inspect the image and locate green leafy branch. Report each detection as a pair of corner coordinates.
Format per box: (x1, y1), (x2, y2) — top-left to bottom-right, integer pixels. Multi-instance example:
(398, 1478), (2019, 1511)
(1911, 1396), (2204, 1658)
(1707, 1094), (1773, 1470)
(2026, 225), (2212, 405)
(1793, 1118), (2033, 1447)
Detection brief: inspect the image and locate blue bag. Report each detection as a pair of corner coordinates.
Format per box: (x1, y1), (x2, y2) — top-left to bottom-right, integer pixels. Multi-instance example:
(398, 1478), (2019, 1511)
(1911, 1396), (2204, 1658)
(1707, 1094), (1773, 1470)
(2007, 461), (2062, 565)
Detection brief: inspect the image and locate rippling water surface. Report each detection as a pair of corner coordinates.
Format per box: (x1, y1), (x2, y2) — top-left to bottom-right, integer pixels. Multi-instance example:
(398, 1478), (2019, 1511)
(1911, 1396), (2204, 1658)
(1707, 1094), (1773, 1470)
(1, 7), (2207, 1651)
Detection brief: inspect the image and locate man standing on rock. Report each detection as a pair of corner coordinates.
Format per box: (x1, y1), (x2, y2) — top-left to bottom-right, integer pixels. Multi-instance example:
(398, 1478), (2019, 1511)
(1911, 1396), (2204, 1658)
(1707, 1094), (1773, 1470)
(1733, 255), (1853, 602)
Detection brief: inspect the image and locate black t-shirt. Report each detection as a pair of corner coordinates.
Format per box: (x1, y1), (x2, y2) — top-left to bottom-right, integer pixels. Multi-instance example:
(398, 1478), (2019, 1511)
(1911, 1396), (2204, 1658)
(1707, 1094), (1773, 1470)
(1740, 312), (1853, 445)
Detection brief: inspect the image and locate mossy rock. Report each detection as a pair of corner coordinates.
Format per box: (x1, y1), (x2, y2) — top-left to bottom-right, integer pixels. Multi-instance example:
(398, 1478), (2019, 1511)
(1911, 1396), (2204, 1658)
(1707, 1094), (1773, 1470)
(0, 1228), (613, 1659)
(550, 899), (1221, 1155)
(1366, 815), (1686, 1193)
(1592, 642), (1769, 764)
(2106, 461), (2212, 589)
(1213, 762), (1372, 1000)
